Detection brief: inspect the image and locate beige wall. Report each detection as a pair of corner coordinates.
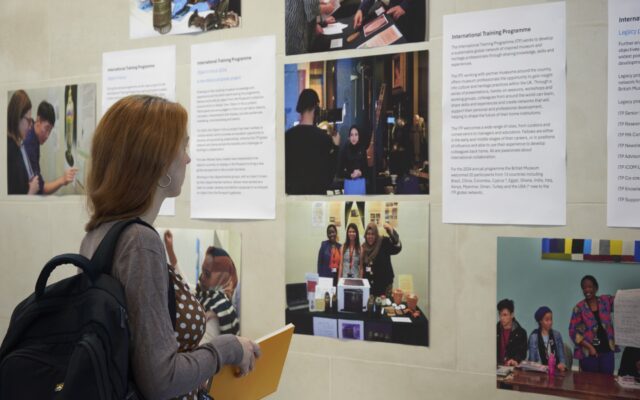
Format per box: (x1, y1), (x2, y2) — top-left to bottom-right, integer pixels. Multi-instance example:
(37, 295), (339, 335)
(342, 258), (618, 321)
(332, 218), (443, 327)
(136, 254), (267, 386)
(1, 0), (635, 399)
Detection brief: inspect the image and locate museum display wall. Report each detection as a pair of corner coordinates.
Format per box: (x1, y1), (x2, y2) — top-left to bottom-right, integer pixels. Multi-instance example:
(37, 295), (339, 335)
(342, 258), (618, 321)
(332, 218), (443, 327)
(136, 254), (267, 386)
(0, 0), (637, 399)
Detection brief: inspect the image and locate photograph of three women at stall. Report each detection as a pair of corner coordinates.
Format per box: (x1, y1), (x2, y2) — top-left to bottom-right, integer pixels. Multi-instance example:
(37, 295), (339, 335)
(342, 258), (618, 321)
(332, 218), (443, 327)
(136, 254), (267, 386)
(497, 237), (640, 398)
(285, 49), (429, 196)
(285, 201), (429, 347)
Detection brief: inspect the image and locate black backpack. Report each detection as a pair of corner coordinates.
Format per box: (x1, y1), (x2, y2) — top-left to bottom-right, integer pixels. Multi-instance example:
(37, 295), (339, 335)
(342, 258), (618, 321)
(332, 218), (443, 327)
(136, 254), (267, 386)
(0, 219), (176, 400)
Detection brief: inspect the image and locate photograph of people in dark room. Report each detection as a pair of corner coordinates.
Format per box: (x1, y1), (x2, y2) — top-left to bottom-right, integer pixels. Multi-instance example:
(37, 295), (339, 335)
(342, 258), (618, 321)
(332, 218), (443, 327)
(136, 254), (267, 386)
(285, 0), (427, 55)
(285, 50), (429, 195)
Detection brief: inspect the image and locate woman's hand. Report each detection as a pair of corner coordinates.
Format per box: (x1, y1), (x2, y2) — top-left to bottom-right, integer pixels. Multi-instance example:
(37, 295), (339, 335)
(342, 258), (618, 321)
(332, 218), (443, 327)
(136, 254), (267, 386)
(506, 359), (519, 367)
(164, 230), (178, 267)
(557, 363), (567, 372)
(320, 3), (335, 15)
(62, 168), (78, 185)
(330, 130), (340, 146)
(587, 343), (597, 356)
(351, 169), (362, 178)
(164, 230), (174, 249)
(27, 176), (40, 195)
(386, 5), (406, 21)
(353, 10), (363, 29)
(383, 222), (393, 233)
(205, 310), (218, 322)
(236, 337), (261, 377)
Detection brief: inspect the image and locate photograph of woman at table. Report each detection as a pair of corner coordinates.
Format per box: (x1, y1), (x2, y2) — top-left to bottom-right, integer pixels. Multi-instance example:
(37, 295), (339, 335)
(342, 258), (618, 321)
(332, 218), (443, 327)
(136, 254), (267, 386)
(317, 224), (342, 284)
(527, 306), (567, 371)
(338, 223), (363, 279)
(497, 238), (640, 398)
(285, 0), (426, 55)
(568, 275), (617, 375)
(285, 0), (337, 55)
(337, 125), (368, 195)
(352, 0), (426, 43)
(496, 298), (528, 367)
(362, 222), (401, 296)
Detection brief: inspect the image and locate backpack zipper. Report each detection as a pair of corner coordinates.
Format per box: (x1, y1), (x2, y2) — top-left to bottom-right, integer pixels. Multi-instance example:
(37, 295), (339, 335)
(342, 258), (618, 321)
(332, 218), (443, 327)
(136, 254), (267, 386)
(78, 335), (109, 400)
(120, 306), (128, 328)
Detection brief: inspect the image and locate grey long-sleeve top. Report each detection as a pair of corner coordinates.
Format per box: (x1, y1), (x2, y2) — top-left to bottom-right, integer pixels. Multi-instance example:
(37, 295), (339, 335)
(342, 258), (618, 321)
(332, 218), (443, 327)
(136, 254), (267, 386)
(80, 221), (243, 400)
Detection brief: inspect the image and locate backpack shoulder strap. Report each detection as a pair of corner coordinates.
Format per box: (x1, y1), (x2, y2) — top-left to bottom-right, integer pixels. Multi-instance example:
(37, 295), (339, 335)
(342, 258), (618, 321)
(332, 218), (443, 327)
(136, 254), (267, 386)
(167, 266), (177, 329)
(91, 218), (156, 275)
(90, 218), (176, 328)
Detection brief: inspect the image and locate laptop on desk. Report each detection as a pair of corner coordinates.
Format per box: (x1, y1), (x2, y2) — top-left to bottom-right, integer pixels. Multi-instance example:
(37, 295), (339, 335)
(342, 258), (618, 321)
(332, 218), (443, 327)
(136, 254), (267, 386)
(286, 283), (308, 311)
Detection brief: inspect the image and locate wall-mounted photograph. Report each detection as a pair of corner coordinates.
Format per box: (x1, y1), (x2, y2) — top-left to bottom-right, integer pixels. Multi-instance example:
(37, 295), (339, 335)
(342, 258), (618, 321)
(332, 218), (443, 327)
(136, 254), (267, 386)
(130, 0), (241, 39)
(157, 227), (242, 339)
(285, 50), (429, 195)
(6, 85), (96, 196)
(285, 201), (429, 347)
(285, 0), (428, 55)
(497, 237), (640, 398)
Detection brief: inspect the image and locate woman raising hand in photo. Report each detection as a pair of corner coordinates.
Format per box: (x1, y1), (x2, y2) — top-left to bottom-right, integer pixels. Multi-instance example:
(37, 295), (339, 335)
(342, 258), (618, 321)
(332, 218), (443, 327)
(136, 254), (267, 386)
(362, 222), (402, 296)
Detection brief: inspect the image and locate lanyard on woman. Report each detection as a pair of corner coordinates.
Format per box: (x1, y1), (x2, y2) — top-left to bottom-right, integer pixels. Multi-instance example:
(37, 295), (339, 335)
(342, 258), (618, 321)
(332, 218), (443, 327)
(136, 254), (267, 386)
(349, 245), (355, 270)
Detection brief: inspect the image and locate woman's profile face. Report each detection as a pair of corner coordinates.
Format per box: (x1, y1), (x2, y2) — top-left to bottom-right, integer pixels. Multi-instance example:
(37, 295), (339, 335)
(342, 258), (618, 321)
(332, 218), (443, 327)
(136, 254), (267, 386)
(540, 312), (553, 331)
(165, 134), (191, 197)
(19, 109), (32, 140)
(349, 128), (359, 145)
(347, 227), (357, 242)
(365, 228), (376, 245)
(199, 254), (216, 289)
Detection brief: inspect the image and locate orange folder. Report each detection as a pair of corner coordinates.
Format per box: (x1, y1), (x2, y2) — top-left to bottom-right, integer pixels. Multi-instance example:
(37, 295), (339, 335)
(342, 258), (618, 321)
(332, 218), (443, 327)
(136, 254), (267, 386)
(209, 324), (294, 400)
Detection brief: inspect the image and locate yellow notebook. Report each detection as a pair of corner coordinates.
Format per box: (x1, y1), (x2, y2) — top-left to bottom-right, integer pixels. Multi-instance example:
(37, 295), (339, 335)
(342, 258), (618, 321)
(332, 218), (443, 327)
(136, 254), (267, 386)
(209, 324), (295, 400)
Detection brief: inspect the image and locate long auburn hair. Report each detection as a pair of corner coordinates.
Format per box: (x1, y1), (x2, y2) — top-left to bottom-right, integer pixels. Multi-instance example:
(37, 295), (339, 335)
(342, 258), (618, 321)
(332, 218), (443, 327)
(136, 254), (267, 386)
(85, 95), (187, 231)
(7, 90), (32, 144)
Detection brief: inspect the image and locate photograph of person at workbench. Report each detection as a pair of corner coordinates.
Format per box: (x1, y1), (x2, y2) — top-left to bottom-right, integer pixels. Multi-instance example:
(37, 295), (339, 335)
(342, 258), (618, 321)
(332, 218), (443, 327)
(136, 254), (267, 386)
(130, 0), (241, 39)
(285, 0), (427, 55)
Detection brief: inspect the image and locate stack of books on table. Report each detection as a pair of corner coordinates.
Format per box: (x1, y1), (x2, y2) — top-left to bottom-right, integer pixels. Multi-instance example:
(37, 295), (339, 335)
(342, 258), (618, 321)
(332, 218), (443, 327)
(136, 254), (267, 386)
(518, 361), (548, 373)
(496, 366), (514, 377)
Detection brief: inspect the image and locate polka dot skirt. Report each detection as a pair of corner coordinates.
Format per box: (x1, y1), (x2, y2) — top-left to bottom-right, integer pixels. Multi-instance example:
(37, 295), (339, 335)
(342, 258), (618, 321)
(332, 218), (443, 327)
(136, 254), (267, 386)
(169, 267), (207, 400)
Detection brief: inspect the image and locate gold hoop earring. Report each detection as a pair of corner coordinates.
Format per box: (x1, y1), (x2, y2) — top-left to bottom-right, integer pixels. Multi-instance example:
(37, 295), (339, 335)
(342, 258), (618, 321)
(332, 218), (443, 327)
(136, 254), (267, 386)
(158, 174), (172, 188)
